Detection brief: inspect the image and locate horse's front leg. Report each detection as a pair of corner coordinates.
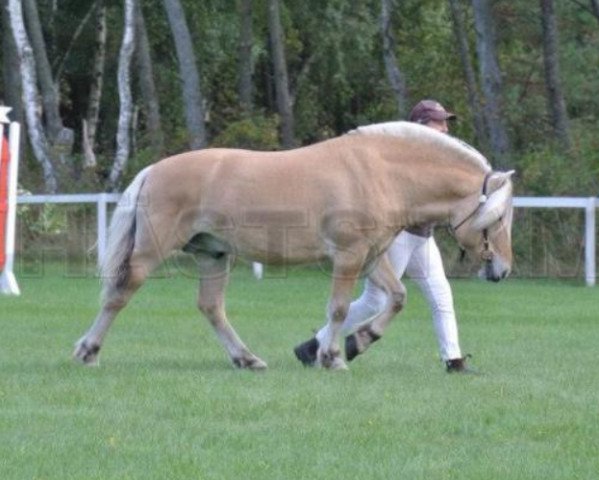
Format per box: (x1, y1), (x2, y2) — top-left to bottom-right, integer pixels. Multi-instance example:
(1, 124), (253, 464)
(317, 252), (365, 370)
(197, 253), (267, 370)
(345, 253), (407, 361)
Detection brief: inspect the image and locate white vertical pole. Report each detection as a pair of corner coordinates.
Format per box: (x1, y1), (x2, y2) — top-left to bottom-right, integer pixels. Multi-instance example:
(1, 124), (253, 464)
(0, 123), (5, 283)
(585, 197), (596, 287)
(97, 193), (108, 269)
(252, 262), (263, 280)
(0, 121), (21, 295)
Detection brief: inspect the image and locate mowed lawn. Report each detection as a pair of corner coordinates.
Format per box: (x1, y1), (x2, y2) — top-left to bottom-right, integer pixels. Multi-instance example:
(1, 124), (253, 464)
(1, 263), (599, 480)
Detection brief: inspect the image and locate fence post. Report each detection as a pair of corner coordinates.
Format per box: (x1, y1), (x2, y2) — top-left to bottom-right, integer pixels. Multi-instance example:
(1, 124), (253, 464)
(585, 197), (596, 287)
(97, 193), (108, 269)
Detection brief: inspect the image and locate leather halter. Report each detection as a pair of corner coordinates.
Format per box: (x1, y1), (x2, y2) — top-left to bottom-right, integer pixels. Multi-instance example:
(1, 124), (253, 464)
(450, 173), (493, 262)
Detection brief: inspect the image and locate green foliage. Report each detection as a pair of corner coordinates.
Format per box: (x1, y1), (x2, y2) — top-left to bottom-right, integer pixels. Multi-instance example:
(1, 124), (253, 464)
(17, 203), (66, 237)
(517, 148), (578, 196)
(211, 113), (280, 150)
(515, 126), (599, 196)
(3, 0), (599, 277)
(120, 147), (165, 187)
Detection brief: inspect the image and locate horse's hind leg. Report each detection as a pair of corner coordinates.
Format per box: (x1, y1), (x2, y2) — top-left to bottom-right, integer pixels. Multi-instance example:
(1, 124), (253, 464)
(196, 253), (267, 370)
(73, 248), (161, 365)
(345, 254), (406, 361)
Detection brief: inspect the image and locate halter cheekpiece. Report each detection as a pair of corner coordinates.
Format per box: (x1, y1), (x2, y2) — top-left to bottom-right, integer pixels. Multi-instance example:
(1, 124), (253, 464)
(450, 173), (493, 261)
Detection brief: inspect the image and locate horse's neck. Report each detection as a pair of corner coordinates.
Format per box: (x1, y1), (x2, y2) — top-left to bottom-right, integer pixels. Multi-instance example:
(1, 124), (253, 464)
(393, 163), (485, 227)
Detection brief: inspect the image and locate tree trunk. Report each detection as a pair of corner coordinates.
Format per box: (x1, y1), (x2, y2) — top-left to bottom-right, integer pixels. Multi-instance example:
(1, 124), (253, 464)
(238, 0), (254, 113)
(83, 0), (107, 170)
(162, 0), (207, 150)
(23, 0), (74, 169)
(267, 0), (295, 148)
(21, 0), (63, 142)
(540, 0), (571, 150)
(472, 0), (510, 165)
(380, 0), (409, 117)
(8, 0), (58, 193)
(48, 0), (57, 52)
(136, 1), (164, 156)
(591, 0), (599, 21)
(448, 0), (486, 147)
(81, 119), (95, 171)
(109, 0), (136, 189)
(2, 0), (23, 127)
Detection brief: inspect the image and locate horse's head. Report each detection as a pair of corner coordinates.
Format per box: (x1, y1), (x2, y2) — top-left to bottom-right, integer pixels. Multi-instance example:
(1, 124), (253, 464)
(450, 170), (515, 282)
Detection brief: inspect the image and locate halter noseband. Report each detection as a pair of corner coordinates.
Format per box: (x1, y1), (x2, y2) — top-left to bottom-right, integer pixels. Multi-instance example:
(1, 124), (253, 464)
(450, 173), (493, 262)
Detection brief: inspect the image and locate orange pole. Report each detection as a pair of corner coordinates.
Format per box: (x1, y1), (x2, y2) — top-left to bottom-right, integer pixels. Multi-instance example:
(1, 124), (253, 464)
(0, 135), (9, 270)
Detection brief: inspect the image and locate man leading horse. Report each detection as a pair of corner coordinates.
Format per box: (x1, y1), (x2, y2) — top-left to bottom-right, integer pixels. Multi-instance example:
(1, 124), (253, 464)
(294, 100), (485, 373)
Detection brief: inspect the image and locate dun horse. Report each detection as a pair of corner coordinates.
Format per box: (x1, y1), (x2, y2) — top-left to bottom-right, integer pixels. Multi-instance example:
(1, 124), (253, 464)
(74, 122), (514, 370)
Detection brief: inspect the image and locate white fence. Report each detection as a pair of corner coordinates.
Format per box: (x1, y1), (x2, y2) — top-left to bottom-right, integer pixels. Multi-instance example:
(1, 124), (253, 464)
(17, 193), (120, 269)
(15, 194), (599, 286)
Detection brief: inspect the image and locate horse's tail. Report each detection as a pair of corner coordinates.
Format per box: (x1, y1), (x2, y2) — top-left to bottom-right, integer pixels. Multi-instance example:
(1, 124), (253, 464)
(100, 166), (152, 300)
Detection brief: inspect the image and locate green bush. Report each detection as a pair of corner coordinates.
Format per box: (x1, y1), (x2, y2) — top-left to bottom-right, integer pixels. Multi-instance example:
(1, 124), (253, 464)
(210, 114), (280, 151)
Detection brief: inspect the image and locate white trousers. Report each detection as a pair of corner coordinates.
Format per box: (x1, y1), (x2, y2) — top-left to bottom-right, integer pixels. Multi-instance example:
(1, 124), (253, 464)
(316, 231), (462, 361)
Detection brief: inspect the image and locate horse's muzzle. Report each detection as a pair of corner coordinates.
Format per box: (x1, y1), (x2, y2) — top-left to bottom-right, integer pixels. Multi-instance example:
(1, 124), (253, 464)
(481, 259), (510, 282)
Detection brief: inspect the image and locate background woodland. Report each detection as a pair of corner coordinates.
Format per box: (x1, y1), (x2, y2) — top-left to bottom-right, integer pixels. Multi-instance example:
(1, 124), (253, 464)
(1, 0), (598, 195)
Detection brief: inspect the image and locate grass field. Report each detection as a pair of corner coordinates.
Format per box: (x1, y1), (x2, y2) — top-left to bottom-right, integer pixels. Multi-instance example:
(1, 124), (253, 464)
(1, 263), (599, 479)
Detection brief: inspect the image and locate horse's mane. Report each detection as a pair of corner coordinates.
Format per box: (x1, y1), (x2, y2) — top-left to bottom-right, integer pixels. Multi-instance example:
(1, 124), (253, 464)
(347, 121), (492, 173)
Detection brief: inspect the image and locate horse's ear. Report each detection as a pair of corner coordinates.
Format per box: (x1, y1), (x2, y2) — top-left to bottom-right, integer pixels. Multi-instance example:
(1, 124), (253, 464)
(471, 170), (515, 231)
(486, 170), (516, 194)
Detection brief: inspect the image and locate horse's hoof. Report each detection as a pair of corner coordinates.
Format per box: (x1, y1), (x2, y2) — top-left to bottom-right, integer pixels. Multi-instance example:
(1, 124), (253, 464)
(248, 358), (268, 370)
(328, 356), (349, 371)
(73, 340), (101, 366)
(233, 355), (268, 371)
(317, 350), (346, 370)
(293, 337), (319, 366)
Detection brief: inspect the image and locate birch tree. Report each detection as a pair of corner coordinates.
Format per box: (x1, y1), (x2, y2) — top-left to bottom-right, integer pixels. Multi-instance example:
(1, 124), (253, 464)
(540, 0), (571, 150)
(8, 0), (58, 193)
(22, 0), (73, 155)
(162, 0), (207, 150)
(380, 0), (409, 117)
(268, 0), (295, 148)
(2, 0), (23, 127)
(83, 0), (107, 169)
(109, 0), (136, 189)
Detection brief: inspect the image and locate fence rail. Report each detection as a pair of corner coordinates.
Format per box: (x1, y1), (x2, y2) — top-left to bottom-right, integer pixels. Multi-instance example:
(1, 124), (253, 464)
(16, 194), (598, 286)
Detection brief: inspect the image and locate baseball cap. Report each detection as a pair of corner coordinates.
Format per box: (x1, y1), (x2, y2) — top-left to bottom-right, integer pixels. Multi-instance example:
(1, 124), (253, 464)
(408, 99), (456, 124)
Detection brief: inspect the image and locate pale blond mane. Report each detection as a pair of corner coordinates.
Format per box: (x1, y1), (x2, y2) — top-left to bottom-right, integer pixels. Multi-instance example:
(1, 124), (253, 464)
(348, 121), (492, 173)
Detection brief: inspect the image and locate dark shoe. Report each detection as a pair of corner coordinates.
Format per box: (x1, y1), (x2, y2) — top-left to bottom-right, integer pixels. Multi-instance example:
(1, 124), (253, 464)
(445, 354), (478, 374)
(345, 334), (360, 362)
(293, 337), (319, 366)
